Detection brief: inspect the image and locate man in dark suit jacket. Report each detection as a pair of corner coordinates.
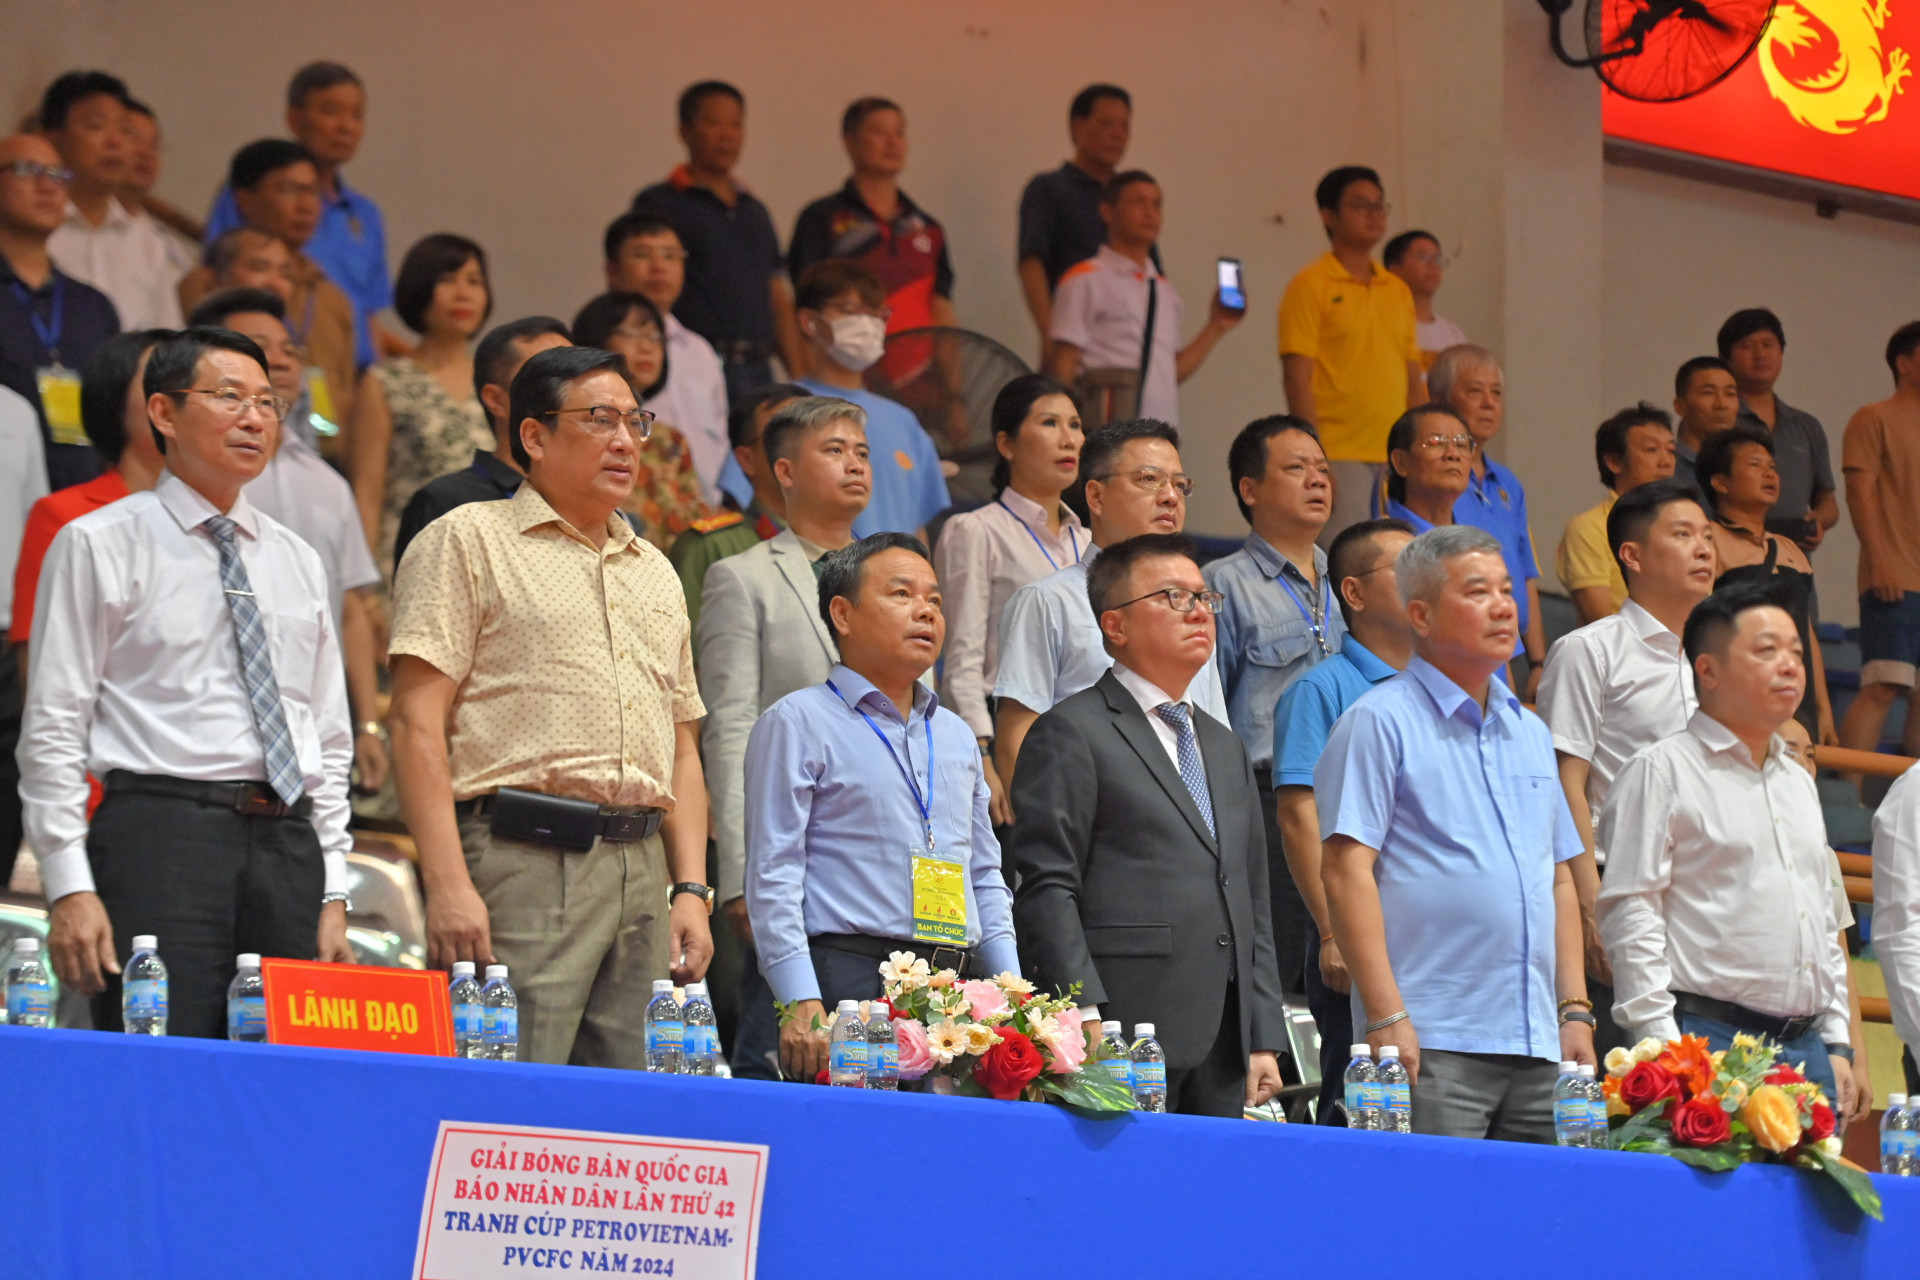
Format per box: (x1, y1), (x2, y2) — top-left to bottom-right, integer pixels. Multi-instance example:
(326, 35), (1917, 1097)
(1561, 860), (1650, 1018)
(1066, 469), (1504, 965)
(1010, 533), (1287, 1118)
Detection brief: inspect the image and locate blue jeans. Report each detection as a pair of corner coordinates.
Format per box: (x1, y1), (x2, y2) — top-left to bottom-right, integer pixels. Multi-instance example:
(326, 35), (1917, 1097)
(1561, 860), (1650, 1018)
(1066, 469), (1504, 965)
(1676, 1012), (1838, 1104)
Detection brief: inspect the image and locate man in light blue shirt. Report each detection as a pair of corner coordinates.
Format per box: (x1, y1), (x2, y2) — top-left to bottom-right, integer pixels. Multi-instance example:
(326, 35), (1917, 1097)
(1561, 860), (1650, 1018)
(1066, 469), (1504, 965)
(992, 420), (1226, 790)
(745, 532), (1016, 1082)
(1318, 525), (1592, 1142)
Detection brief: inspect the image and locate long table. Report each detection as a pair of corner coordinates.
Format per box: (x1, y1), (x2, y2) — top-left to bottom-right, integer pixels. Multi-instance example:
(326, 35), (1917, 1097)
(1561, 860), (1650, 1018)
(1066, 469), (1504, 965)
(6, 1025), (1915, 1278)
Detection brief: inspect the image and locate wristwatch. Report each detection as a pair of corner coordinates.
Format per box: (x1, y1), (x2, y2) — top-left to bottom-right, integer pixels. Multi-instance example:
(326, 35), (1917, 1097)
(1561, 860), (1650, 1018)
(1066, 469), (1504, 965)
(1559, 1009), (1597, 1028)
(321, 891), (353, 913)
(1825, 1043), (1855, 1063)
(670, 882), (715, 914)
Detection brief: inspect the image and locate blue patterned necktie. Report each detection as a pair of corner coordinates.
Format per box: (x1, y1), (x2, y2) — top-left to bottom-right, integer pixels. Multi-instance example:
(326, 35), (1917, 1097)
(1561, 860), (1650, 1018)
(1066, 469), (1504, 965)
(203, 515), (304, 806)
(1152, 701), (1215, 840)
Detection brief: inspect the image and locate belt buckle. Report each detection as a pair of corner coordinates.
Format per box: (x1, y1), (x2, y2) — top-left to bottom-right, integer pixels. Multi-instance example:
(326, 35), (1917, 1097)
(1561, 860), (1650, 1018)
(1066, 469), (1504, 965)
(233, 786), (280, 818)
(929, 945), (968, 976)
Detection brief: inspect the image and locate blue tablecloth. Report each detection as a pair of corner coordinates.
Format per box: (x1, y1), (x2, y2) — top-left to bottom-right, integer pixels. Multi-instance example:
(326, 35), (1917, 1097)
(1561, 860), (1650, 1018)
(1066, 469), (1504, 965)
(5, 1025), (1914, 1278)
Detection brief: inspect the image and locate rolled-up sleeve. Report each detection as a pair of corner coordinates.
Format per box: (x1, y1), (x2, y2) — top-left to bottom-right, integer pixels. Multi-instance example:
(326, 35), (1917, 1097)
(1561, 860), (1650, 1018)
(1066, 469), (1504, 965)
(742, 703), (822, 1004)
(1873, 770), (1920, 1051)
(17, 525), (106, 902)
(1595, 753), (1681, 1041)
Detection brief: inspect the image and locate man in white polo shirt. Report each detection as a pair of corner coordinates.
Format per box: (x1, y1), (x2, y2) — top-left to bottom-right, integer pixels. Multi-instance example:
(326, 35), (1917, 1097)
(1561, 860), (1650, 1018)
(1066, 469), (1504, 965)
(1044, 171), (1239, 427)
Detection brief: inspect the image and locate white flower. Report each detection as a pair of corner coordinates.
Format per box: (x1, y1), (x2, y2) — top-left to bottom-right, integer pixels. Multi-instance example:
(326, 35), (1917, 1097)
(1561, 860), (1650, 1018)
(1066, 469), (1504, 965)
(1604, 1046), (1634, 1077)
(926, 1019), (970, 1065)
(963, 1023), (999, 1055)
(879, 951), (931, 991)
(1816, 1135), (1843, 1158)
(1026, 1013), (1063, 1050)
(993, 972), (1036, 996)
(1631, 1037), (1665, 1064)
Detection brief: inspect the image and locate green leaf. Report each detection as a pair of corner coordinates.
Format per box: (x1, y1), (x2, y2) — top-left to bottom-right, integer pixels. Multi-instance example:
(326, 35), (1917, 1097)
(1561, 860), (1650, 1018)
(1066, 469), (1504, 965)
(1799, 1145), (1885, 1222)
(1609, 1105), (1670, 1149)
(1665, 1145), (1742, 1172)
(1038, 1068), (1136, 1117)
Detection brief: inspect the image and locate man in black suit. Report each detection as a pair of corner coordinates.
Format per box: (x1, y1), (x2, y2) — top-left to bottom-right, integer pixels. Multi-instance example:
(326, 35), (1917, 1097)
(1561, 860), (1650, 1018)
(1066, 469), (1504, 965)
(1009, 533), (1287, 1118)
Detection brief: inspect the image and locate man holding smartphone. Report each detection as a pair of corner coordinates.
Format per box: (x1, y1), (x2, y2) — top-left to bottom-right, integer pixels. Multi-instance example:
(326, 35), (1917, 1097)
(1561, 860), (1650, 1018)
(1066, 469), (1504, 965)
(1044, 171), (1241, 428)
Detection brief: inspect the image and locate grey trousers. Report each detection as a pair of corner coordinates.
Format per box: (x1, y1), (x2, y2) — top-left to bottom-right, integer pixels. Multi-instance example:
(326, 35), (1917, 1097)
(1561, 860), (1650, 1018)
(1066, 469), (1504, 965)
(458, 814), (671, 1070)
(1411, 1048), (1558, 1144)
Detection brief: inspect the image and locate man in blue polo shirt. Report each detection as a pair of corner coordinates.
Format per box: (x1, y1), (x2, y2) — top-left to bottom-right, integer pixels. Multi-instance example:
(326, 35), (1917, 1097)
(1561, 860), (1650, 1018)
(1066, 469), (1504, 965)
(1318, 525), (1593, 1142)
(1271, 517), (1414, 1123)
(205, 63), (389, 369)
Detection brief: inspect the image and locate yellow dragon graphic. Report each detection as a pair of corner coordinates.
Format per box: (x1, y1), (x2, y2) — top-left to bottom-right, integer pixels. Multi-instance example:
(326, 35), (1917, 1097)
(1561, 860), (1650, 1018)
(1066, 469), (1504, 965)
(1757, 0), (1911, 132)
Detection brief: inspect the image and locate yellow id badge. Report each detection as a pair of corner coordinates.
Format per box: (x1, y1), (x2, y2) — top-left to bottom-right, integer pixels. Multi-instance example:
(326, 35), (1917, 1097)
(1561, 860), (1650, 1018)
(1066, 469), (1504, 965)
(304, 365), (338, 431)
(910, 851), (969, 945)
(37, 366), (85, 446)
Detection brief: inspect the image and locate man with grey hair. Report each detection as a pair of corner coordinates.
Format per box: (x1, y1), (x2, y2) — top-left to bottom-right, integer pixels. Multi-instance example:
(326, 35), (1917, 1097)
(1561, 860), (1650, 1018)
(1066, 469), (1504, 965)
(1429, 344), (1544, 697)
(1317, 524), (1592, 1141)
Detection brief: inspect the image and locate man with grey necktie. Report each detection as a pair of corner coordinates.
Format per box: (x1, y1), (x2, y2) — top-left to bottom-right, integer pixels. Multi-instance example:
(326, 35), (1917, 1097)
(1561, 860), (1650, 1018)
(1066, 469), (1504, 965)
(20, 326), (354, 1038)
(1008, 532), (1287, 1118)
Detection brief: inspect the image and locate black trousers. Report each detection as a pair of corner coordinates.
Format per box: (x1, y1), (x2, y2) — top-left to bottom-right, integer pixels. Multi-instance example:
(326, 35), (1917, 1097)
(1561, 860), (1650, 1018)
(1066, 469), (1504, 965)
(1168, 980), (1247, 1119)
(807, 938), (892, 1010)
(1253, 766), (1308, 994)
(1304, 933), (1354, 1125)
(0, 644), (23, 875)
(87, 789), (324, 1038)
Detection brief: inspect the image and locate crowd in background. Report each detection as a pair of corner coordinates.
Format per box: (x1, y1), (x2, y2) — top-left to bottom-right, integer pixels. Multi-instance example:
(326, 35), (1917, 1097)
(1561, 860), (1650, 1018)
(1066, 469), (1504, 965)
(4, 60), (1920, 1138)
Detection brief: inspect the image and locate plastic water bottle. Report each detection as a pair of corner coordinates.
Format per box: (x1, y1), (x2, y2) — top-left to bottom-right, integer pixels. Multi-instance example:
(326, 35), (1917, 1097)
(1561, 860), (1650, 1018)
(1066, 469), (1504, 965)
(1578, 1063), (1609, 1150)
(1376, 1045), (1411, 1132)
(1129, 1023), (1167, 1113)
(225, 953), (267, 1042)
(1343, 1043), (1380, 1130)
(480, 964), (518, 1061)
(865, 1001), (898, 1091)
(1885, 1093), (1917, 1176)
(1554, 1061), (1590, 1147)
(448, 962), (484, 1058)
(644, 979), (683, 1073)
(828, 999), (868, 1087)
(5, 938), (53, 1028)
(1099, 1021), (1131, 1093)
(682, 982), (719, 1076)
(122, 935), (168, 1035)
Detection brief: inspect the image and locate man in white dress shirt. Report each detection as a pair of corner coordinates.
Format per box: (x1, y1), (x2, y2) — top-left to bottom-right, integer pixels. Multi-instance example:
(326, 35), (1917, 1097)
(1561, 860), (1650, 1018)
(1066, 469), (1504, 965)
(1537, 480), (1713, 1050)
(20, 327), (354, 1036)
(0, 383), (48, 869)
(1873, 761), (1920, 1097)
(1598, 581), (1853, 1107)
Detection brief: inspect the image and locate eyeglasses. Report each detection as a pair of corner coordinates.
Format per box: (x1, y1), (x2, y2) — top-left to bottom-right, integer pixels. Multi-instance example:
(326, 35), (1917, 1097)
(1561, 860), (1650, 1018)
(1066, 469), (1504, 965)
(612, 325), (665, 350)
(620, 247), (687, 264)
(1415, 433), (1478, 455)
(1403, 250), (1450, 269)
(166, 388), (289, 420)
(1342, 199), (1390, 216)
(543, 405), (655, 440)
(1112, 587), (1225, 616)
(1, 160), (73, 186)
(1093, 466), (1195, 498)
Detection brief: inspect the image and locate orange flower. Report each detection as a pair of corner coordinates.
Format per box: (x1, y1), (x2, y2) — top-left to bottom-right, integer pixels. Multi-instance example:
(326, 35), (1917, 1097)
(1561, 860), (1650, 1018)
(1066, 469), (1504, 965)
(1657, 1035), (1717, 1099)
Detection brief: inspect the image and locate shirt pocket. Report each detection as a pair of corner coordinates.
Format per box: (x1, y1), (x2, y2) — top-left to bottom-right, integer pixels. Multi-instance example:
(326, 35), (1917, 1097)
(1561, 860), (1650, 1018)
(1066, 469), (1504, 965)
(1243, 623), (1315, 728)
(266, 613), (322, 705)
(1498, 771), (1563, 867)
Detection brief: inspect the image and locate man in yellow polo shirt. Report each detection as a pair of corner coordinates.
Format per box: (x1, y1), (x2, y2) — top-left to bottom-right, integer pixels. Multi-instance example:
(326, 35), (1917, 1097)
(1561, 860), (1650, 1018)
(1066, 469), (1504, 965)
(1279, 166), (1424, 542)
(1557, 404), (1677, 626)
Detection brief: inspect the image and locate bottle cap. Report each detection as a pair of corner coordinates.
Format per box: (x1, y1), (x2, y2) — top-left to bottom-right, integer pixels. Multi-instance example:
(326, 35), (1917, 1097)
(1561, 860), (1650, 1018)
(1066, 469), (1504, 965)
(1133, 1022), (1155, 1038)
(837, 999), (860, 1013)
(236, 953), (261, 969)
(652, 979), (674, 993)
(1349, 1043), (1372, 1058)
(686, 981), (707, 996)
(1577, 1063), (1596, 1077)
(132, 935), (158, 951)
(1379, 1044), (1400, 1058)
(1891, 1093), (1910, 1106)
(12, 937), (37, 953)
(485, 964), (508, 980)
(1101, 1020), (1121, 1035)
(452, 961), (475, 976)
(1560, 1061), (1577, 1073)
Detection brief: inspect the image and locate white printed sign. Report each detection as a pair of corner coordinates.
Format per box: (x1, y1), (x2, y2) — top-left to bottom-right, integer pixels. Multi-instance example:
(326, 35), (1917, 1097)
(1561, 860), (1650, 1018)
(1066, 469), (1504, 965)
(413, 1121), (768, 1279)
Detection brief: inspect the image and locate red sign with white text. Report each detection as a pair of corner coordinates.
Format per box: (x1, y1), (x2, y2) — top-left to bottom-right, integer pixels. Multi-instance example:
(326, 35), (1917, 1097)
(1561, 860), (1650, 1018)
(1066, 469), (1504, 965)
(262, 957), (454, 1056)
(1604, 2), (1920, 199)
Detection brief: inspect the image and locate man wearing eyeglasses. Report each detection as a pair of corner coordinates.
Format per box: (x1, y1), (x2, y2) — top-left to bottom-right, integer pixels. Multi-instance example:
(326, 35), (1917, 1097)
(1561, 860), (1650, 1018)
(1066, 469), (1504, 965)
(387, 345), (715, 1070)
(1010, 532), (1287, 1118)
(0, 133), (123, 490)
(21, 326), (356, 1038)
(991, 419), (1228, 796)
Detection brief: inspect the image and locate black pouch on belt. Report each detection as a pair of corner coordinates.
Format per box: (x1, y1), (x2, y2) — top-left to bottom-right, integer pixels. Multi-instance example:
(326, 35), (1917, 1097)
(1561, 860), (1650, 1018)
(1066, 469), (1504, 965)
(489, 787), (601, 851)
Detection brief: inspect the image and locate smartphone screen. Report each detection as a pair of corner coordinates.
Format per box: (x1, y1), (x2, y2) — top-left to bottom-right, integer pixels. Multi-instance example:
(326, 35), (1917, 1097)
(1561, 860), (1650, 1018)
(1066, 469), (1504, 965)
(1216, 258), (1247, 313)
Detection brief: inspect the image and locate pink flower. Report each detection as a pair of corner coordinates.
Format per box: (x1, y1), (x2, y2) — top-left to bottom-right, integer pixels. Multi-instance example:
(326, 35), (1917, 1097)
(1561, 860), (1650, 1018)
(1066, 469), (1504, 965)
(893, 1018), (935, 1080)
(1048, 1006), (1087, 1075)
(960, 979), (1011, 1022)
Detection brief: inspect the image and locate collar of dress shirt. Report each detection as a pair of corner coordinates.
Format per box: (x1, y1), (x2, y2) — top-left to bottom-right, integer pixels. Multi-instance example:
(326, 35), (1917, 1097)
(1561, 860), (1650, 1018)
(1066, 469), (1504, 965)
(1618, 597), (1682, 653)
(1243, 530), (1323, 583)
(155, 469), (259, 539)
(1686, 706), (1784, 772)
(1406, 652), (1519, 724)
(1110, 659), (1198, 718)
(63, 198), (133, 232)
(510, 479), (637, 550)
(792, 532), (835, 562)
(1096, 242), (1163, 283)
(1340, 636), (1399, 683)
(995, 484), (1081, 537)
(827, 661), (936, 726)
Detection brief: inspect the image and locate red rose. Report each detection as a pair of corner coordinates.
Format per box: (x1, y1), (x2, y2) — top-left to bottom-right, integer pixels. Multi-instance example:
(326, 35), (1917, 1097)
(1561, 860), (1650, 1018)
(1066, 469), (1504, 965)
(972, 1027), (1045, 1100)
(1807, 1102), (1835, 1142)
(1619, 1061), (1682, 1113)
(813, 1068), (831, 1086)
(1765, 1064), (1806, 1086)
(1670, 1097), (1732, 1147)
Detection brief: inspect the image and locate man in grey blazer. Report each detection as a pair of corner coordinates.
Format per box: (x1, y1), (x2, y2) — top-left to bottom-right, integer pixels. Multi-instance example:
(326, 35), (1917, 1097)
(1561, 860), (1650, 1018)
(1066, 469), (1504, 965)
(697, 395), (872, 1076)
(1010, 533), (1288, 1118)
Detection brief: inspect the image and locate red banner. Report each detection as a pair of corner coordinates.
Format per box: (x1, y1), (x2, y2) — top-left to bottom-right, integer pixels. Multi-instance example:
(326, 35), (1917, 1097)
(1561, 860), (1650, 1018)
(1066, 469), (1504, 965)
(1604, 2), (1920, 200)
(263, 958), (454, 1057)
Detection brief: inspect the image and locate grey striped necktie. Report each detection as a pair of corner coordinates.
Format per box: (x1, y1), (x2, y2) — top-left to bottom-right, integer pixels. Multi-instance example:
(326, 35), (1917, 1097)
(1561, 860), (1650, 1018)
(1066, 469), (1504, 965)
(1152, 701), (1215, 840)
(203, 515), (304, 806)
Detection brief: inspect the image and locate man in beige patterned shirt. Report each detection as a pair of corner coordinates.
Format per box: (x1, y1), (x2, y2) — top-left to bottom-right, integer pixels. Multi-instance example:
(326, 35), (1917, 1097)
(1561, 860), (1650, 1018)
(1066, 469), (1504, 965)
(388, 345), (714, 1069)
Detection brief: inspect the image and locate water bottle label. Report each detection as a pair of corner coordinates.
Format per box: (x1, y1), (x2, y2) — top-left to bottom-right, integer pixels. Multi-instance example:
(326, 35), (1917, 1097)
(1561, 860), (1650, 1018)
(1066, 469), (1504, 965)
(124, 978), (167, 1020)
(1131, 1061), (1166, 1090)
(1555, 1098), (1587, 1130)
(456, 1004), (483, 1040)
(1386, 1083), (1411, 1118)
(1897, 1130), (1920, 1158)
(1363, 1080), (1384, 1111)
(829, 1039), (868, 1074)
(1343, 1081), (1366, 1116)
(646, 1020), (683, 1055)
(1105, 1058), (1132, 1090)
(228, 996), (267, 1039)
(483, 1008), (519, 1044)
(684, 1025), (718, 1059)
(1588, 1099), (1609, 1131)
(869, 1042), (898, 1074)
(7, 983), (51, 1022)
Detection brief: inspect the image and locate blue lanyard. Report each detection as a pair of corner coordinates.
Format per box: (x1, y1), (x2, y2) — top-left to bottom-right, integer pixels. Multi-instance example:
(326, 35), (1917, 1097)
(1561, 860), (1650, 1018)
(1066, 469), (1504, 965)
(826, 679), (936, 849)
(996, 499), (1081, 571)
(9, 276), (64, 362)
(1275, 569), (1334, 657)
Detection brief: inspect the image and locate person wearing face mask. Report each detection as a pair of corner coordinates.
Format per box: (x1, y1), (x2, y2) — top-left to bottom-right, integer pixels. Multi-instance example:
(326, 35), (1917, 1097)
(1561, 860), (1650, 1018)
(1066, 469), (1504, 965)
(570, 290), (711, 550)
(719, 259), (947, 540)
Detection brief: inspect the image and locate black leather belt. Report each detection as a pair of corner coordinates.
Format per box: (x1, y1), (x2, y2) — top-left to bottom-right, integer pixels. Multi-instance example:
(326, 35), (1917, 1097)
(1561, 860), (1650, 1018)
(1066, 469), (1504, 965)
(459, 791), (664, 844)
(1672, 991), (1822, 1044)
(105, 770), (312, 819)
(811, 932), (980, 978)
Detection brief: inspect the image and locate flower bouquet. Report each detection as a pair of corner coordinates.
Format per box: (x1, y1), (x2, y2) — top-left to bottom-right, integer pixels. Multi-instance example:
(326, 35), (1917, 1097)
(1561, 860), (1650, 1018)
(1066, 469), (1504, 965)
(1602, 1033), (1881, 1219)
(782, 951), (1135, 1115)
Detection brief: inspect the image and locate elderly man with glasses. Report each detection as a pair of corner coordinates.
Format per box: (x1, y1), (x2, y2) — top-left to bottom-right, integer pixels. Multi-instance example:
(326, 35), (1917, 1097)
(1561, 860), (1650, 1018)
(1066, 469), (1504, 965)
(991, 419), (1229, 797)
(387, 344), (715, 1070)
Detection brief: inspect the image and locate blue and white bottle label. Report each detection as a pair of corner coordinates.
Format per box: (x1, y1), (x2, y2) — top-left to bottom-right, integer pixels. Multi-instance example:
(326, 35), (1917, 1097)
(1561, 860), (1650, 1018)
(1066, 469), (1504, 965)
(8, 983), (51, 1022)
(1385, 1083), (1410, 1119)
(869, 1042), (898, 1074)
(1105, 1058), (1132, 1089)
(829, 1040), (867, 1074)
(124, 978), (166, 1020)
(483, 1008), (519, 1044)
(684, 1025), (718, 1059)
(227, 996), (267, 1038)
(646, 1020), (683, 1055)
(455, 1003), (483, 1040)
(1343, 1081), (1367, 1116)
(1363, 1080), (1384, 1111)
(1555, 1098), (1587, 1130)
(1131, 1061), (1166, 1090)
